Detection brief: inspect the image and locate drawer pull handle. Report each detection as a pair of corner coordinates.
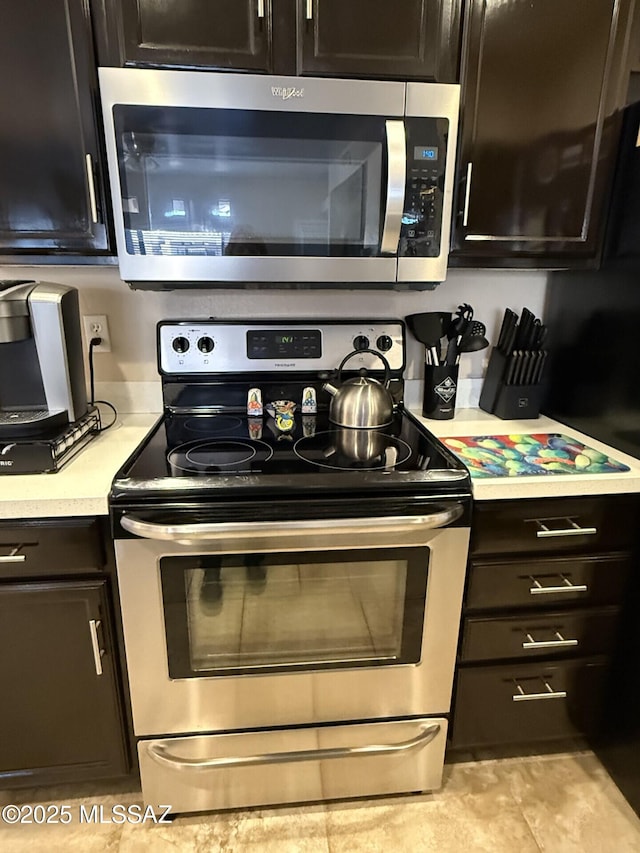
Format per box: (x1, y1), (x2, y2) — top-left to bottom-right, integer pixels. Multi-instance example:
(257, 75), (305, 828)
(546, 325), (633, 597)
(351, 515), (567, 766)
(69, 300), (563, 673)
(257, 0), (265, 18)
(148, 723), (441, 771)
(522, 631), (579, 650)
(0, 545), (26, 563)
(529, 575), (588, 596)
(535, 519), (597, 538)
(512, 680), (567, 702)
(88, 619), (105, 676)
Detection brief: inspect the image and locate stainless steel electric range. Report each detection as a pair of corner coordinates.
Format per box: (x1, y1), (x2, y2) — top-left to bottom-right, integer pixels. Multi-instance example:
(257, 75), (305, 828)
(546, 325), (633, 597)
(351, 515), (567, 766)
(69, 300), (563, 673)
(110, 319), (472, 815)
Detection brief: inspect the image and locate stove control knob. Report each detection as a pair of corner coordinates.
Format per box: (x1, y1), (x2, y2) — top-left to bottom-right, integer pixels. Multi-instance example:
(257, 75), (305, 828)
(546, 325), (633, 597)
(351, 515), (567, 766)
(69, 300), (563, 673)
(353, 335), (370, 351)
(172, 336), (190, 354)
(376, 335), (393, 352)
(197, 336), (215, 353)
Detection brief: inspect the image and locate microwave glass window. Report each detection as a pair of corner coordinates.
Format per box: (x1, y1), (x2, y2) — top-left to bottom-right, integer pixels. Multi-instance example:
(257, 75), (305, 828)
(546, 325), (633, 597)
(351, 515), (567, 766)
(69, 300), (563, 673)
(114, 108), (386, 259)
(160, 548), (428, 677)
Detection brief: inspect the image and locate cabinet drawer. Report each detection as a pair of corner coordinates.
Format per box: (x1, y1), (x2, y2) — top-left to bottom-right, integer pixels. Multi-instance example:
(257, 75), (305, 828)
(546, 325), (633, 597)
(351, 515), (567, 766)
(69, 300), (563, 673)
(452, 659), (609, 748)
(460, 607), (620, 663)
(466, 553), (631, 611)
(472, 497), (639, 557)
(0, 519), (105, 578)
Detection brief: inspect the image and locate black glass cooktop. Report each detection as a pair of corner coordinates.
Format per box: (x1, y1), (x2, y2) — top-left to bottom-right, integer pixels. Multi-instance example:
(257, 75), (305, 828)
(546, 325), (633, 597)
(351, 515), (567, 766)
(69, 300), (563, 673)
(113, 408), (470, 499)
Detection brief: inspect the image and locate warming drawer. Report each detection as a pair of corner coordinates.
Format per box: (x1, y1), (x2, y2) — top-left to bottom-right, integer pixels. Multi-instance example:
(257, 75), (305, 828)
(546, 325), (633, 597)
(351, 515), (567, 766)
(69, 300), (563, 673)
(138, 717), (448, 813)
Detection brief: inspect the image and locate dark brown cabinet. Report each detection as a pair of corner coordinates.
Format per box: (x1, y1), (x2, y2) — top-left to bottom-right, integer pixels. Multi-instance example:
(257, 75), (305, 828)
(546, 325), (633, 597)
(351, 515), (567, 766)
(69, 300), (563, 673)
(0, 1), (111, 257)
(298, 0), (460, 81)
(0, 519), (130, 788)
(449, 494), (639, 751)
(451, 0), (637, 268)
(94, 0), (461, 81)
(106, 0), (272, 72)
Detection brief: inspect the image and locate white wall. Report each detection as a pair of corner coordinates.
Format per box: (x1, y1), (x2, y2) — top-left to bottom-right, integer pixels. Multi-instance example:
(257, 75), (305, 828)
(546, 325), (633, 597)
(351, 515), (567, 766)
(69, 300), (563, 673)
(0, 264), (548, 386)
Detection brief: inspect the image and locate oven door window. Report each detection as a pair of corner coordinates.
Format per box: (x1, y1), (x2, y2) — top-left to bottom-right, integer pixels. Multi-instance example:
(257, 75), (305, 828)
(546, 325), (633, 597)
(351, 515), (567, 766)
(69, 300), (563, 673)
(160, 547), (428, 678)
(112, 106), (385, 259)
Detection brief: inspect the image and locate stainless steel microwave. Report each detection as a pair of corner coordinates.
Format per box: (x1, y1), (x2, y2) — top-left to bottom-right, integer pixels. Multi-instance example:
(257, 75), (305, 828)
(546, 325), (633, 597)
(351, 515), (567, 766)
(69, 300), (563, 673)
(98, 68), (460, 289)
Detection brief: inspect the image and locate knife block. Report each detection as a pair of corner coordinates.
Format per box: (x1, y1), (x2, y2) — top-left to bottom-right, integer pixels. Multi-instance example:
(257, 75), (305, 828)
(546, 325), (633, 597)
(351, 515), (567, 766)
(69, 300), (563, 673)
(479, 349), (544, 419)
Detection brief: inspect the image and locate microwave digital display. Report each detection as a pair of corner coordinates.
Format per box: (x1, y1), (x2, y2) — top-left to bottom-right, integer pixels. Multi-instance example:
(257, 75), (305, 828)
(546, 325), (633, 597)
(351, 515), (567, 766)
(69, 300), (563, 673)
(414, 146), (438, 161)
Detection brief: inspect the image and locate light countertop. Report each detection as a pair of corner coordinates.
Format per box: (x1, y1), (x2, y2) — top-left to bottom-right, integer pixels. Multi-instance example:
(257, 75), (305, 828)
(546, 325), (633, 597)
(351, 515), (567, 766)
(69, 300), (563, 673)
(2, 409), (639, 520)
(411, 407), (640, 501)
(0, 413), (159, 520)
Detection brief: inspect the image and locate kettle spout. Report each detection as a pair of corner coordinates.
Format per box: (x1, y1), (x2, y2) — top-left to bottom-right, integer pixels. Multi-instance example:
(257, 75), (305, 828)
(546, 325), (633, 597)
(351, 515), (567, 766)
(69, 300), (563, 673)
(323, 382), (338, 397)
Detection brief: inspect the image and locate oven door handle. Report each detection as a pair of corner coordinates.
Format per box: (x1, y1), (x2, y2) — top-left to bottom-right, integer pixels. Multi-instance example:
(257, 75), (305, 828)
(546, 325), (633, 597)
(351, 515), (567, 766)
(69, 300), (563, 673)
(119, 504), (464, 544)
(380, 119), (407, 254)
(146, 722), (441, 771)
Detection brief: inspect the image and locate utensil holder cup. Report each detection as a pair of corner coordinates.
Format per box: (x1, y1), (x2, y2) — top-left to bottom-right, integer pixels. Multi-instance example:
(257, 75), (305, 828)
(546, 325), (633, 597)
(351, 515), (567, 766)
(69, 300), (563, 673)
(423, 365), (459, 420)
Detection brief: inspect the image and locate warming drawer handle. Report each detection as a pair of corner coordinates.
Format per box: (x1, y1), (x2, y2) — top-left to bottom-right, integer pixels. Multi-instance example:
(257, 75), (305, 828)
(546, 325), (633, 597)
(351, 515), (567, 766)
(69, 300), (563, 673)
(512, 680), (567, 702)
(147, 723), (441, 771)
(528, 575), (588, 596)
(522, 631), (579, 650)
(119, 504), (464, 543)
(380, 120), (407, 254)
(534, 518), (597, 538)
(0, 545), (26, 563)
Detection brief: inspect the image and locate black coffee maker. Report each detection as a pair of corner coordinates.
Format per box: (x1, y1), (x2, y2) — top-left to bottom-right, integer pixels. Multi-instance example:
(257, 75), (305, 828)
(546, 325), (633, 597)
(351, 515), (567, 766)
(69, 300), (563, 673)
(0, 280), (88, 437)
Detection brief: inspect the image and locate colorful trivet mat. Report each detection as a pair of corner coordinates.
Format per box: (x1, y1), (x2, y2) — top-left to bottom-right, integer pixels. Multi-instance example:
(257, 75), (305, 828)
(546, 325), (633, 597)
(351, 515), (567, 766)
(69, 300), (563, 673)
(441, 433), (631, 478)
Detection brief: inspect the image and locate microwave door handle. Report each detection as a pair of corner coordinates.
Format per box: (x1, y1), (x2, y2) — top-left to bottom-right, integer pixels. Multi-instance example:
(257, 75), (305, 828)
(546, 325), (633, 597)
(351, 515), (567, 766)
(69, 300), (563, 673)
(380, 120), (407, 254)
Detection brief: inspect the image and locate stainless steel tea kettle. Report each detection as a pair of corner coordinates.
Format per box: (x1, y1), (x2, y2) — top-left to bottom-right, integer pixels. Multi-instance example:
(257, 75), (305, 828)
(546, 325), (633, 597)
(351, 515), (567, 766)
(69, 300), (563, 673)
(323, 350), (394, 429)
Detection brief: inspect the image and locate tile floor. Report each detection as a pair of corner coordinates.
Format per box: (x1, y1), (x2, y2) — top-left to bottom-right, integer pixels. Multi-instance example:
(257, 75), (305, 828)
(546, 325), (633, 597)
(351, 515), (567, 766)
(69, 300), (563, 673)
(0, 749), (639, 852)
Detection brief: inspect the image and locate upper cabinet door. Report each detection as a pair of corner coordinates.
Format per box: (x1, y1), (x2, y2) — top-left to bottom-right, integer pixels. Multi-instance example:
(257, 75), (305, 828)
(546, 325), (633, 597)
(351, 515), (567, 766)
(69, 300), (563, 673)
(452, 0), (636, 266)
(110, 0), (272, 71)
(0, 0), (110, 254)
(298, 0), (461, 81)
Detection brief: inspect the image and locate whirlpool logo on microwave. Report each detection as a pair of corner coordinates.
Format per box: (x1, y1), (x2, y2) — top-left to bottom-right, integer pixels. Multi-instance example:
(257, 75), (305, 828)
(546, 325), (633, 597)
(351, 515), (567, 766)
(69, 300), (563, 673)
(271, 86), (305, 100)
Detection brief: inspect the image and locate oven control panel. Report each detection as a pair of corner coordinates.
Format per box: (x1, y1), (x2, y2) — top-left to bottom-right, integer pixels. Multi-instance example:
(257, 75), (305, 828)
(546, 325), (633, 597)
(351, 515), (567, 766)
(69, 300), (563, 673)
(158, 321), (405, 374)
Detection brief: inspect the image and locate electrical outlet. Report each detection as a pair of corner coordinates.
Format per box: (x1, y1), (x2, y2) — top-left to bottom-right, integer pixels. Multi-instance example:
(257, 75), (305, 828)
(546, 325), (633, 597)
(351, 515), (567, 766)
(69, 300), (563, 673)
(83, 315), (111, 352)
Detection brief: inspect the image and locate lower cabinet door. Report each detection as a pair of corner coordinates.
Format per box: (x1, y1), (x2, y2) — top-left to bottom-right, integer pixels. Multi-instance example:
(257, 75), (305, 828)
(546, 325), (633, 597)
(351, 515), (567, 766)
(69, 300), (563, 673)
(0, 579), (128, 786)
(138, 717), (448, 814)
(452, 659), (609, 748)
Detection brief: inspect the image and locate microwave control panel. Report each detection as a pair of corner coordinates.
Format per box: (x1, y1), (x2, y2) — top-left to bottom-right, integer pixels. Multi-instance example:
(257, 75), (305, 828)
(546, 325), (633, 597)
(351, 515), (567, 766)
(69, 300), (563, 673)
(399, 118), (448, 259)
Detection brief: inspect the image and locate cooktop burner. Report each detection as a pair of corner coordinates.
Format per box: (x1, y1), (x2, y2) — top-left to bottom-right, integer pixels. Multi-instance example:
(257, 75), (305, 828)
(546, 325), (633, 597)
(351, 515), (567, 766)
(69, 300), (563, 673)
(168, 438), (274, 474)
(182, 415), (244, 434)
(293, 431), (412, 471)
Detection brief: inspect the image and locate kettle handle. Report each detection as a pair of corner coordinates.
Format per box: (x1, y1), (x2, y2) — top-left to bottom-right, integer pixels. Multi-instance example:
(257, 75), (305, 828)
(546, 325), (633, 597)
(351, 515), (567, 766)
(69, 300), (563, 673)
(337, 349), (392, 387)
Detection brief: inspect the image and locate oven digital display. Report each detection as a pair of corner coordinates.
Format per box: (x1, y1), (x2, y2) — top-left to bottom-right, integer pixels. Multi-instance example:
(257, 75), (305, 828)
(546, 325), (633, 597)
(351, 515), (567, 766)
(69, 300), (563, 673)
(414, 146), (438, 161)
(247, 330), (322, 359)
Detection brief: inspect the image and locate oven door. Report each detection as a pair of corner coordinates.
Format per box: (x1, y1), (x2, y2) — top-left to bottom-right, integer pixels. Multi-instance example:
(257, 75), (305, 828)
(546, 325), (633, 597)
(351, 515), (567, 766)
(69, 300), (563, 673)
(100, 68), (459, 286)
(115, 507), (469, 736)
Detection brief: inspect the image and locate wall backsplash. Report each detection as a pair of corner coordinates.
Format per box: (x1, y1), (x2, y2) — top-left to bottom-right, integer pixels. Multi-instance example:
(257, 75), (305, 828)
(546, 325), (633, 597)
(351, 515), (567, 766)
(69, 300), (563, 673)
(0, 265), (547, 390)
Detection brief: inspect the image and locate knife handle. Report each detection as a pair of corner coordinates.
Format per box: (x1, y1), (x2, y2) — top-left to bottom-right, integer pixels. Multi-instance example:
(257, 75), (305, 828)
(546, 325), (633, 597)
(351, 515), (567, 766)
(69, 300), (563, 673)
(504, 352), (518, 385)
